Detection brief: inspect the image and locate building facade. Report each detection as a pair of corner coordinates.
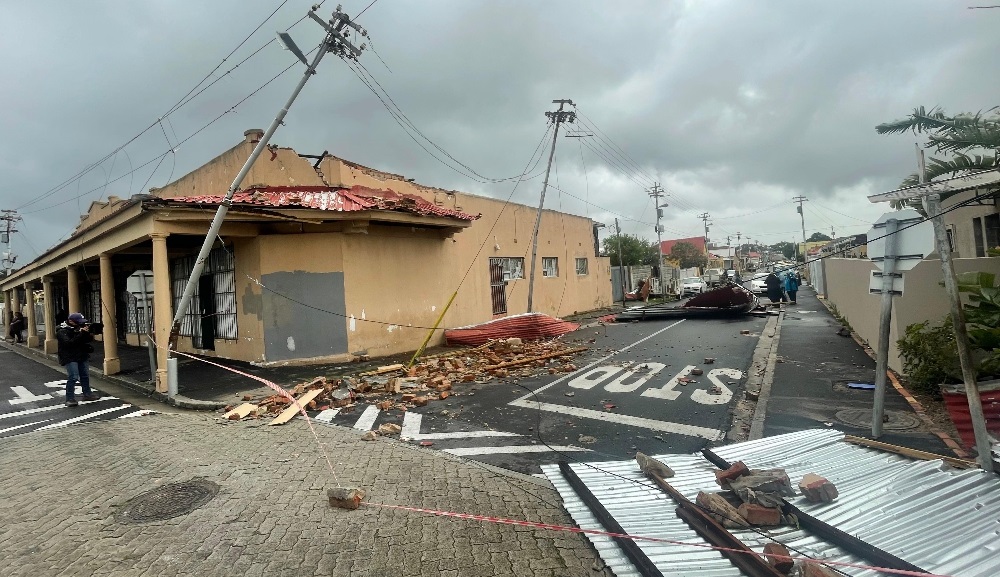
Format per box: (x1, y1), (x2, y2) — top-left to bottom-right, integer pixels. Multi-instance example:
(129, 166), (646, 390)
(1, 130), (611, 392)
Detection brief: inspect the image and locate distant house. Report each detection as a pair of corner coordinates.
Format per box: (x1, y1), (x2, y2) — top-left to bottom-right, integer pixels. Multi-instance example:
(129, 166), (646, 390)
(660, 236), (707, 256)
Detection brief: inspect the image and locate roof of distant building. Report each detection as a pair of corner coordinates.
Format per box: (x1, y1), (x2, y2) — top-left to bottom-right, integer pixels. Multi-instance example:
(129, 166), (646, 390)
(660, 236), (706, 255)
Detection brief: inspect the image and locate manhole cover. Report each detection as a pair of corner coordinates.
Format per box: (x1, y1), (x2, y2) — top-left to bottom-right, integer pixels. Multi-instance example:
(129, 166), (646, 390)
(116, 479), (219, 524)
(834, 409), (922, 431)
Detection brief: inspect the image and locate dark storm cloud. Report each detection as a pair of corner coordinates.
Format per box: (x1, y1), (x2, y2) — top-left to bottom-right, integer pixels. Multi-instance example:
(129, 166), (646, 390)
(2, 0), (999, 263)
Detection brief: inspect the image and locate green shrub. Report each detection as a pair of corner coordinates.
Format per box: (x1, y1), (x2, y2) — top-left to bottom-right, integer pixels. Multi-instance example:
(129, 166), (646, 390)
(896, 318), (963, 395)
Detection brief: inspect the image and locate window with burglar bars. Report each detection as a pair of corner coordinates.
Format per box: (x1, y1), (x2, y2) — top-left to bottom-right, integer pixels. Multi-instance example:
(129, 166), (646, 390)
(575, 257), (589, 276)
(497, 257), (524, 280)
(122, 291), (151, 335)
(542, 257), (558, 277)
(171, 246), (237, 344)
(82, 281), (102, 324)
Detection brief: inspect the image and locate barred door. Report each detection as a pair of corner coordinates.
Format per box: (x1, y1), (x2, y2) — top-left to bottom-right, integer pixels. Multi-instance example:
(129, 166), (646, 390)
(488, 258), (507, 315)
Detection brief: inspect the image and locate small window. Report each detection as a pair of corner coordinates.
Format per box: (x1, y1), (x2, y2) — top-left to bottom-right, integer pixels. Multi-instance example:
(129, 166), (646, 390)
(575, 257), (589, 275)
(974, 217), (986, 257)
(498, 257), (524, 280)
(542, 257), (559, 277)
(985, 214), (1000, 254)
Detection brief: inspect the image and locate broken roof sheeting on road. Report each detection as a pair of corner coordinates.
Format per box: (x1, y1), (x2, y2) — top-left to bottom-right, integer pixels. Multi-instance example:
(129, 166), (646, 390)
(444, 312), (580, 346)
(542, 429), (1000, 577)
(167, 184), (481, 221)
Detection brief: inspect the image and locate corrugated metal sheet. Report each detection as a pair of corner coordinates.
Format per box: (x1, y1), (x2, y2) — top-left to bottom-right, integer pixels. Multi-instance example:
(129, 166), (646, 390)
(941, 380), (1000, 449)
(168, 185), (480, 221)
(542, 429), (1000, 577)
(443, 312), (579, 346)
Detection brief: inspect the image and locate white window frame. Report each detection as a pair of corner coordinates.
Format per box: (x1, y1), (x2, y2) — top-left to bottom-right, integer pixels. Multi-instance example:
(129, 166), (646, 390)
(542, 257), (559, 278)
(575, 257), (589, 276)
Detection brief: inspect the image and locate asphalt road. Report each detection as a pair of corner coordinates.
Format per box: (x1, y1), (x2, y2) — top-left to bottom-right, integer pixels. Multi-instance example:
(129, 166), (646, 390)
(0, 347), (156, 439)
(314, 313), (767, 474)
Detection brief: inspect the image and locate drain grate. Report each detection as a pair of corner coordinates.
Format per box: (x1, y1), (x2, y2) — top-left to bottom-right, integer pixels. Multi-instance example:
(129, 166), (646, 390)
(834, 408), (922, 431)
(116, 478), (219, 524)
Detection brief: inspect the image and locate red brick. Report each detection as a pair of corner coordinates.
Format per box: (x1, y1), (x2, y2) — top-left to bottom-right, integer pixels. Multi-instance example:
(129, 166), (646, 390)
(801, 562), (840, 577)
(737, 503), (782, 526)
(438, 391), (450, 400)
(714, 461), (749, 488)
(763, 543), (793, 574)
(376, 400), (393, 411)
(413, 396), (429, 407)
(799, 473), (838, 503)
(462, 374), (476, 382)
(401, 393), (416, 402)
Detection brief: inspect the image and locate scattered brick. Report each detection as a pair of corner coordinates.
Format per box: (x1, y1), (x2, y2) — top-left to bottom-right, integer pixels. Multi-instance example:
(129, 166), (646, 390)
(737, 503), (782, 526)
(378, 423), (402, 435)
(401, 394), (416, 402)
(799, 473), (838, 503)
(327, 487), (365, 510)
(763, 543), (793, 574)
(360, 431), (377, 441)
(695, 491), (749, 528)
(704, 357), (715, 364)
(462, 374), (476, 382)
(439, 391), (450, 400)
(690, 368), (704, 376)
(714, 461), (749, 488)
(413, 396), (429, 407)
(376, 400), (393, 411)
(801, 563), (841, 577)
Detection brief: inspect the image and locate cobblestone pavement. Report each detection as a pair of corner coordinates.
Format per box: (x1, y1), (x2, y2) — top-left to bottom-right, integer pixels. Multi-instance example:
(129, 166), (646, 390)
(0, 412), (602, 577)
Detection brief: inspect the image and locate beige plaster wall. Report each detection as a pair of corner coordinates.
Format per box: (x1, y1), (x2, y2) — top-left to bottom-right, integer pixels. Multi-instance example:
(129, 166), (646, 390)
(942, 189), (1000, 258)
(824, 256), (1000, 374)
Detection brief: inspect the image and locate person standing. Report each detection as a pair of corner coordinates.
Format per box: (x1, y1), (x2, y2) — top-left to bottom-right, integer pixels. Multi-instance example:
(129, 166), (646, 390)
(56, 312), (99, 407)
(9, 312), (25, 343)
(784, 270), (800, 305)
(764, 271), (783, 305)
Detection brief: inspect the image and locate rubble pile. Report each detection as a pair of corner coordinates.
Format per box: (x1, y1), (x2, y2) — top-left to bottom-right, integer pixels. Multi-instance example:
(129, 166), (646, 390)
(220, 338), (587, 427)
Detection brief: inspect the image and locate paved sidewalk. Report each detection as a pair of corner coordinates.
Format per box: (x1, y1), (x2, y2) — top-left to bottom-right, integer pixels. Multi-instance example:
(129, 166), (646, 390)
(0, 410), (601, 577)
(760, 285), (954, 454)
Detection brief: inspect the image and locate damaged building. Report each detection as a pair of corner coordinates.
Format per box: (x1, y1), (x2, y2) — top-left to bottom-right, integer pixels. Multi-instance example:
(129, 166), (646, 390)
(0, 129), (612, 392)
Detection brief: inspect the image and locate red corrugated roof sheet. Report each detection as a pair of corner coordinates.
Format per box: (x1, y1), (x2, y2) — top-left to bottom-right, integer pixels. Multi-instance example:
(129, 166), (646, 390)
(444, 313), (580, 346)
(168, 185), (480, 221)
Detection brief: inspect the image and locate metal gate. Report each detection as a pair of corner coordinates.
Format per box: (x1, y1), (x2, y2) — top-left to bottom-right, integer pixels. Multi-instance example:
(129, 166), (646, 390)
(488, 258), (507, 315)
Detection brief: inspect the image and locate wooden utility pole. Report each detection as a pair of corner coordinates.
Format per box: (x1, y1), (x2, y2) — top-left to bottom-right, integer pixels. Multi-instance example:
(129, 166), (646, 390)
(793, 195), (808, 261)
(527, 99), (575, 312)
(614, 218), (626, 308)
(649, 183), (665, 289)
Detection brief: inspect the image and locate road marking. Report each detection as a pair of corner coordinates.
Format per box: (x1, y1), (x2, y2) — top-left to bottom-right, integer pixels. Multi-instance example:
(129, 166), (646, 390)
(510, 319), (686, 403)
(604, 362), (667, 393)
(316, 408), (340, 423)
(691, 368), (742, 405)
(117, 410), (156, 419)
(36, 405), (132, 431)
(400, 412), (521, 440)
(444, 444), (592, 456)
(508, 400), (724, 440)
(8, 386), (54, 405)
(0, 420), (51, 434)
(640, 365), (696, 400)
(353, 405), (380, 430)
(0, 396), (118, 420)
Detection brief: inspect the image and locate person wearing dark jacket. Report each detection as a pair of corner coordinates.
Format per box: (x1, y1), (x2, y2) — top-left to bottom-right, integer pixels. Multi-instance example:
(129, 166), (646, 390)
(57, 312), (99, 407)
(9, 312), (25, 343)
(764, 272), (784, 305)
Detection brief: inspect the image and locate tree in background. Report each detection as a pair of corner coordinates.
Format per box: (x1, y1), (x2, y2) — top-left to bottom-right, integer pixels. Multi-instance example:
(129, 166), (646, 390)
(877, 106), (1000, 209)
(602, 234), (658, 266)
(770, 241), (795, 259)
(807, 232), (832, 242)
(669, 241), (708, 269)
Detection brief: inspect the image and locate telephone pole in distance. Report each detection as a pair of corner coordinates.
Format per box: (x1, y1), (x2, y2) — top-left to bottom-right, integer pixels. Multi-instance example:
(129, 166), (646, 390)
(649, 182), (665, 287)
(698, 212), (711, 255)
(793, 195), (808, 261)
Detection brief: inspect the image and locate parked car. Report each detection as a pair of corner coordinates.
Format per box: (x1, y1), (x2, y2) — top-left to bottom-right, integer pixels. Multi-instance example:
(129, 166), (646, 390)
(680, 277), (708, 297)
(702, 268), (724, 287)
(749, 272), (769, 294)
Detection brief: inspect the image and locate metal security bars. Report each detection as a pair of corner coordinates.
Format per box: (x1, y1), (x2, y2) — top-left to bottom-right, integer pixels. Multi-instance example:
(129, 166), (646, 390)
(171, 246), (237, 347)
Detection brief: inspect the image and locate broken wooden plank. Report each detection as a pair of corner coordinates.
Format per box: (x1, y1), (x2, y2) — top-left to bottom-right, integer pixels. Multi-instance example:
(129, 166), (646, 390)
(222, 403), (259, 421)
(268, 389), (324, 426)
(481, 347), (588, 371)
(843, 435), (977, 469)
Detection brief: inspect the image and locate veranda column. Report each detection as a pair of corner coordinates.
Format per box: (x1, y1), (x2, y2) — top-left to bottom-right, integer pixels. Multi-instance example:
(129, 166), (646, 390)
(24, 281), (38, 347)
(42, 276), (57, 353)
(151, 233), (172, 392)
(99, 253), (120, 375)
(3, 290), (10, 340)
(66, 265), (80, 314)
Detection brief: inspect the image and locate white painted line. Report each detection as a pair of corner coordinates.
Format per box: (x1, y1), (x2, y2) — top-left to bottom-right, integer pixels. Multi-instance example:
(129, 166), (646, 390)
(509, 399), (724, 441)
(117, 410), (156, 419)
(352, 405), (380, 430)
(36, 405), (132, 431)
(510, 319), (686, 404)
(401, 412), (520, 440)
(8, 386), (54, 405)
(0, 396), (118, 420)
(0, 420), (51, 434)
(444, 444), (592, 456)
(316, 408), (340, 423)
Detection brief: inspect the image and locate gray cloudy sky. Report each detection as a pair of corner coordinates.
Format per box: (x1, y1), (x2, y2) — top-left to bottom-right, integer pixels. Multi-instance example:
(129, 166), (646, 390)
(3, 0), (999, 263)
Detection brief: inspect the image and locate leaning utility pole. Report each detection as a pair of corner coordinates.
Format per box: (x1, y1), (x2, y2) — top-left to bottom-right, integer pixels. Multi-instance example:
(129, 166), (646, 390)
(793, 195), (808, 261)
(168, 5), (367, 383)
(614, 218), (626, 308)
(649, 183), (665, 284)
(0, 210), (22, 276)
(526, 99), (575, 312)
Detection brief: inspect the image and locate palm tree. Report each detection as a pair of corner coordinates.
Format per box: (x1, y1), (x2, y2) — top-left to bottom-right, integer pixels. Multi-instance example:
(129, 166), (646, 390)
(877, 106), (1000, 186)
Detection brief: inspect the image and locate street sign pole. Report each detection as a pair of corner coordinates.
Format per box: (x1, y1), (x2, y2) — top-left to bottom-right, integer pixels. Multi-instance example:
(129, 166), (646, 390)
(872, 218), (899, 437)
